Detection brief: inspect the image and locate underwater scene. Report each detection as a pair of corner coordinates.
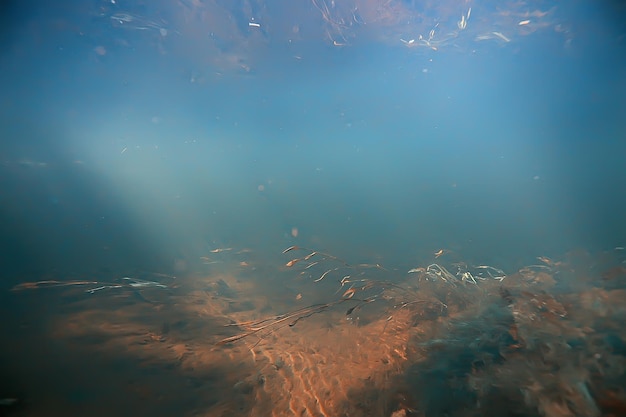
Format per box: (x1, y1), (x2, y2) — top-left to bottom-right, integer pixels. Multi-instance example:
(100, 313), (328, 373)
(1, 1), (625, 416)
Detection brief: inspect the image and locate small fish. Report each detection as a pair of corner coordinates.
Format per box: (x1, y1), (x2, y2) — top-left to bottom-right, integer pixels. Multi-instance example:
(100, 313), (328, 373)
(210, 248), (233, 253)
(282, 245), (298, 254)
(342, 288), (356, 299)
(492, 31), (511, 42)
(285, 259), (299, 267)
(315, 269), (334, 282)
(304, 251), (317, 260)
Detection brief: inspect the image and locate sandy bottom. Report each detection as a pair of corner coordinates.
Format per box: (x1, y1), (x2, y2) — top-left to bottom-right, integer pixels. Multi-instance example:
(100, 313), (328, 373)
(2, 250), (626, 417)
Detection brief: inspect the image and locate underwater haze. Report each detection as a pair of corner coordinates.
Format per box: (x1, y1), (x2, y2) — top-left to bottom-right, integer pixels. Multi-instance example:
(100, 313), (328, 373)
(1, 1), (625, 280)
(1, 1), (626, 416)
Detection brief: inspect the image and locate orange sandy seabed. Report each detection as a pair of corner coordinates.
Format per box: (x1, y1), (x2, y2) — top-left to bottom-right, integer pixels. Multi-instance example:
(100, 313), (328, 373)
(15, 258), (626, 417)
(44, 273), (424, 417)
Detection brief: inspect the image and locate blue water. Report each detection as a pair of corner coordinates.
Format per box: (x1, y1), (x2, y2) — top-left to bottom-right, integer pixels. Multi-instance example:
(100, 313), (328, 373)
(2, 26), (624, 281)
(0, 1), (625, 415)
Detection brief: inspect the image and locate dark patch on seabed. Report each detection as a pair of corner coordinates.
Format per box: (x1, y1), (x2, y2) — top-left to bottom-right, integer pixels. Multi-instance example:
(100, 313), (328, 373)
(1, 246), (626, 417)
